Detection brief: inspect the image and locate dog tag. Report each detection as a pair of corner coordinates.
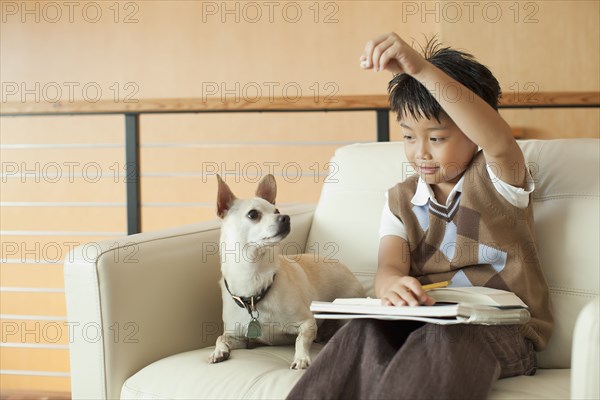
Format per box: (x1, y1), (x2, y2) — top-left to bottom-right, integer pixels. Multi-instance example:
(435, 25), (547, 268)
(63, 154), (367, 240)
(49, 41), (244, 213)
(247, 318), (262, 339)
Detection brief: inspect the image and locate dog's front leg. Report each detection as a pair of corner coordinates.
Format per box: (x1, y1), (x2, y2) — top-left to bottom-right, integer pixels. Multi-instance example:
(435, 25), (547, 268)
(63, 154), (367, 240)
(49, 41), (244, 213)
(208, 333), (247, 364)
(290, 317), (318, 369)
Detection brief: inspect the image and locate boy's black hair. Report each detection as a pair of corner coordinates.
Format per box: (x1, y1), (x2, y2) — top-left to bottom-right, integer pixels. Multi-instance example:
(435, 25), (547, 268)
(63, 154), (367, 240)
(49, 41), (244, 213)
(388, 37), (501, 122)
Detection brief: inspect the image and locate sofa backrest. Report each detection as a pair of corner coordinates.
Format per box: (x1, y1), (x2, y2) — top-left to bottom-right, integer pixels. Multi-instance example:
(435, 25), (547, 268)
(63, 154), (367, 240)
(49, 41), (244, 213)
(306, 139), (599, 369)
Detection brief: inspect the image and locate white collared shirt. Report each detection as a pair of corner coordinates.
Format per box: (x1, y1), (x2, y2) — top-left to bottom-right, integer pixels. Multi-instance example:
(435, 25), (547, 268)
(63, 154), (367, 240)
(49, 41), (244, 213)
(379, 164), (535, 240)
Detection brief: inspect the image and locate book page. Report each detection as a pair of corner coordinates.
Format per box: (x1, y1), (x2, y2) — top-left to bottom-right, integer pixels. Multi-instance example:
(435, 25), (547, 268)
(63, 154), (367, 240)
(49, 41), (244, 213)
(429, 287), (528, 308)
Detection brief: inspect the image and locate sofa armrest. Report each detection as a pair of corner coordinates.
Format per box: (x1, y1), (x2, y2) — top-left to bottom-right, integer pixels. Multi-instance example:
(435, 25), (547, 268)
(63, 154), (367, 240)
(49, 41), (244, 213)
(64, 205), (315, 400)
(571, 297), (600, 399)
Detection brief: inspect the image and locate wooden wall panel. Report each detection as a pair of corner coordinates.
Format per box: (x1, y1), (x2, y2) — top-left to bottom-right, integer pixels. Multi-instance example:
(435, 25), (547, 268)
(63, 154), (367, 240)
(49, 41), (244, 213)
(1, 235), (116, 262)
(140, 112), (377, 143)
(500, 108), (600, 139)
(142, 207), (216, 232)
(1, 348), (70, 372)
(140, 146), (341, 173)
(0, 115), (123, 144)
(0, 147), (124, 167)
(0, 293), (66, 316)
(440, 0), (599, 137)
(142, 175), (325, 201)
(0, 1), (438, 99)
(1, 180), (125, 203)
(1, 264), (64, 289)
(141, 177), (326, 231)
(1, 319), (69, 346)
(440, 0), (599, 92)
(1, 207), (125, 232)
(0, 376), (71, 392)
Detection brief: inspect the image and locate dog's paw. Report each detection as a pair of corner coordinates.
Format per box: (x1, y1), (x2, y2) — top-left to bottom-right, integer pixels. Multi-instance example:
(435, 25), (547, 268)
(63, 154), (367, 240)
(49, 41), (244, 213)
(290, 356), (311, 370)
(208, 349), (230, 364)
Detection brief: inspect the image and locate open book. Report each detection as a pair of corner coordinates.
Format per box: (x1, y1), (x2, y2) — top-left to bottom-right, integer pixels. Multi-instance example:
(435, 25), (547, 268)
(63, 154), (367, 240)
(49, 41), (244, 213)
(311, 287), (530, 325)
(426, 286), (528, 308)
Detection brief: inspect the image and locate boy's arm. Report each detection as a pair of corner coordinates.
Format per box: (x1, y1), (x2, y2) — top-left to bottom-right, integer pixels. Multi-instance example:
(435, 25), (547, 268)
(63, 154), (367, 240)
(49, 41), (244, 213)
(414, 65), (527, 188)
(375, 235), (435, 307)
(360, 33), (527, 188)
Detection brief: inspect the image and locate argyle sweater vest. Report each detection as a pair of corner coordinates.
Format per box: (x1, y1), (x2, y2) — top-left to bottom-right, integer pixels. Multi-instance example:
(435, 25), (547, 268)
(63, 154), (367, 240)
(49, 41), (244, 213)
(388, 151), (553, 351)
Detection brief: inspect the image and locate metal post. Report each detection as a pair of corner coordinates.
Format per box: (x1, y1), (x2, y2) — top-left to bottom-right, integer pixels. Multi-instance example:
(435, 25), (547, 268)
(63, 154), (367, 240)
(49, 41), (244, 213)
(376, 109), (390, 142)
(125, 114), (141, 235)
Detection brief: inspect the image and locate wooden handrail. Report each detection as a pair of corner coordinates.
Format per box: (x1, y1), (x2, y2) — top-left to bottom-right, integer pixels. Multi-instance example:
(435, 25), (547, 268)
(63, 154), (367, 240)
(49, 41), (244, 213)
(1, 92), (598, 116)
(498, 91), (600, 108)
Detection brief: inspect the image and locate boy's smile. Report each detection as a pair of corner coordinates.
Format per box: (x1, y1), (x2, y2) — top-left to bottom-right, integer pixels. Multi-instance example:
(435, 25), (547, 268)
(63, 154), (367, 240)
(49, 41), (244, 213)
(400, 113), (478, 202)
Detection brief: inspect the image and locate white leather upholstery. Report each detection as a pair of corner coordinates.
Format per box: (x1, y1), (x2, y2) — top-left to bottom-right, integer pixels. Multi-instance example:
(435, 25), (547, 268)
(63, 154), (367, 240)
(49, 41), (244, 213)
(121, 345), (324, 400)
(65, 140), (599, 399)
(571, 297), (600, 399)
(120, 347), (571, 400)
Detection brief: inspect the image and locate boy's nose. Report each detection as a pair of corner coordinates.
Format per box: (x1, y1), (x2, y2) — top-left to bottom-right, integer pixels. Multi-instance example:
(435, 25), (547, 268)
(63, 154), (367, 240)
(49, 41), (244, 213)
(416, 142), (432, 160)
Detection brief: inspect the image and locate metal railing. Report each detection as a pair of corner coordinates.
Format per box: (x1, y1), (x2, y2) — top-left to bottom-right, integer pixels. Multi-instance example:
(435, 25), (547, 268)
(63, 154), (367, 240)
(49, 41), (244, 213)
(2, 92), (599, 234)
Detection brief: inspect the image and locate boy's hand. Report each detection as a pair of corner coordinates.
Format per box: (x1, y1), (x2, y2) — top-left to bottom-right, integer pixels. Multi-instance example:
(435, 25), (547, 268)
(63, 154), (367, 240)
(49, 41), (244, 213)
(359, 32), (427, 76)
(380, 275), (436, 307)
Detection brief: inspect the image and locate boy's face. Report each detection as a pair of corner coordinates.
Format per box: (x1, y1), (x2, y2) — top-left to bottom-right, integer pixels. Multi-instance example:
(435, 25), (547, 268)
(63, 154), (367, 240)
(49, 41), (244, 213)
(400, 113), (478, 186)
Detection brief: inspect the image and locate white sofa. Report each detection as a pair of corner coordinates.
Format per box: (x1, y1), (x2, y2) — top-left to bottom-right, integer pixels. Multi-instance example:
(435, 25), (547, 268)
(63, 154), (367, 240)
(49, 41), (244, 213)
(65, 139), (599, 399)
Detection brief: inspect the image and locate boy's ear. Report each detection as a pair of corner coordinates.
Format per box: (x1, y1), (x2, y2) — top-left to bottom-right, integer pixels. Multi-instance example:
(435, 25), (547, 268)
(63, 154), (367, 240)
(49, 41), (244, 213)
(216, 174), (237, 218)
(256, 174), (277, 205)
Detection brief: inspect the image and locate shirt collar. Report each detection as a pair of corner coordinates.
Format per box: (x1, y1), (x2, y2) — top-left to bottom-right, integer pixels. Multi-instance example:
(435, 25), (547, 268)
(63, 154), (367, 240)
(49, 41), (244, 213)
(411, 175), (465, 207)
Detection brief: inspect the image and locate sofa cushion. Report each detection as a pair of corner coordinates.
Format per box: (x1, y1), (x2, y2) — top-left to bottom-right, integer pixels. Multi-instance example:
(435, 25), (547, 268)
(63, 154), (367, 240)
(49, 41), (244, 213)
(121, 346), (570, 400)
(121, 345), (323, 400)
(489, 369), (570, 399)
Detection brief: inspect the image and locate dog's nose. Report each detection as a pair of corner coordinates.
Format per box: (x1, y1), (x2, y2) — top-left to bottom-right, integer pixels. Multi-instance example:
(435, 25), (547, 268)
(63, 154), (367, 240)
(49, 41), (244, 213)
(277, 215), (290, 224)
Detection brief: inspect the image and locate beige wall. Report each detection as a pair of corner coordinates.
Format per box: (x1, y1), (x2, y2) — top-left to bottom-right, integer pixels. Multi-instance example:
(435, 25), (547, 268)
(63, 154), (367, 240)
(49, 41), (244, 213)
(439, 0), (599, 141)
(1, 0), (598, 392)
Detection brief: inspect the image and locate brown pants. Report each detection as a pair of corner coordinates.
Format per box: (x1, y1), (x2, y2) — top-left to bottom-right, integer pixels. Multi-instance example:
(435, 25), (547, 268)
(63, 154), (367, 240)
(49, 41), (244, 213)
(287, 320), (536, 400)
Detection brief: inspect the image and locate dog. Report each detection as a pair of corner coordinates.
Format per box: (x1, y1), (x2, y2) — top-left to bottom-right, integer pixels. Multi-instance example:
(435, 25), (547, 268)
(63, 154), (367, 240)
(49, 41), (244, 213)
(208, 174), (365, 369)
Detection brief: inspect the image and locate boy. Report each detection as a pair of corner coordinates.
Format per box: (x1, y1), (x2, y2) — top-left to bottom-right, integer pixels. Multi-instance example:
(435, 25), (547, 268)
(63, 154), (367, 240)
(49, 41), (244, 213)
(287, 33), (553, 399)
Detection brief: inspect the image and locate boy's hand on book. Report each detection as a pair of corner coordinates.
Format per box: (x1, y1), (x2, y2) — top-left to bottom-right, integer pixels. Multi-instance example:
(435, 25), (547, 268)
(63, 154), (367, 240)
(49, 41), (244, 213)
(381, 276), (436, 307)
(359, 32), (427, 76)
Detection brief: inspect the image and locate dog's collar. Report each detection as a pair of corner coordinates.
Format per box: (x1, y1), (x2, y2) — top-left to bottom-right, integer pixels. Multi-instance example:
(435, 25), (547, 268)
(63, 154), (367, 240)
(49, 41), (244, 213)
(223, 275), (275, 312)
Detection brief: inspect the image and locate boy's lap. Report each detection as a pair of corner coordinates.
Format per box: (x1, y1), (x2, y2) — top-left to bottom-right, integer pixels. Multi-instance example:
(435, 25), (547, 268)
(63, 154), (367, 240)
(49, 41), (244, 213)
(326, 320), (535, 378)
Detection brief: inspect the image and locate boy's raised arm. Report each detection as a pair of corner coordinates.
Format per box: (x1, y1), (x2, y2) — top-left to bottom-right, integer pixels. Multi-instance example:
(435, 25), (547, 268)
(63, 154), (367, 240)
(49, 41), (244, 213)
(360, 33), (527, 188)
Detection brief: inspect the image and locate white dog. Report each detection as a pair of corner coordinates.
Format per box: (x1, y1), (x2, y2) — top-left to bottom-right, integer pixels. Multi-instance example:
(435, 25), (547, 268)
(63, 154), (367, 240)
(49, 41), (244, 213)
(209, 174), (365, 369)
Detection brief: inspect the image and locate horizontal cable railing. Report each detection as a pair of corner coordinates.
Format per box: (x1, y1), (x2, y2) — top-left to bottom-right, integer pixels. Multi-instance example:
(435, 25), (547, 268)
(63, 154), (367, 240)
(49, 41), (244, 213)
(2, 92), (599, 234)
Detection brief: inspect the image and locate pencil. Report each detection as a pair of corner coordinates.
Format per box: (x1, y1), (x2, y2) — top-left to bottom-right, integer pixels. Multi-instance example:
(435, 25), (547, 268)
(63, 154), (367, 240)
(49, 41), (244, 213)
(422, 280), (451, 291)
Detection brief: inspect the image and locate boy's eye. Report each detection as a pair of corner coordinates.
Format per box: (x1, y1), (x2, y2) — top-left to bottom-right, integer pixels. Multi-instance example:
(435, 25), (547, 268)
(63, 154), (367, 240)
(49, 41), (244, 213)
(247, 209), (260, 220)
(403, 135), (414, 140)
(430, 137), (446, 142)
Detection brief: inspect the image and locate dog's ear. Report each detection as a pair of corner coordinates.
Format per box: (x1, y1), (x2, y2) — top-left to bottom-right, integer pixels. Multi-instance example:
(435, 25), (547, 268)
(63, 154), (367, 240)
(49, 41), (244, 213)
(256, 174), (277, 205)
(216, 174), (237, 218)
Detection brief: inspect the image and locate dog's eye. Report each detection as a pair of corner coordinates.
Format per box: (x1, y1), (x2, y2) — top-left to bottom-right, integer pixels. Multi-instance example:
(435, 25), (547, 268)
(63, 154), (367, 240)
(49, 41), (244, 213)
(247, 209), (260, 220)
(274, 209), (280, 214)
